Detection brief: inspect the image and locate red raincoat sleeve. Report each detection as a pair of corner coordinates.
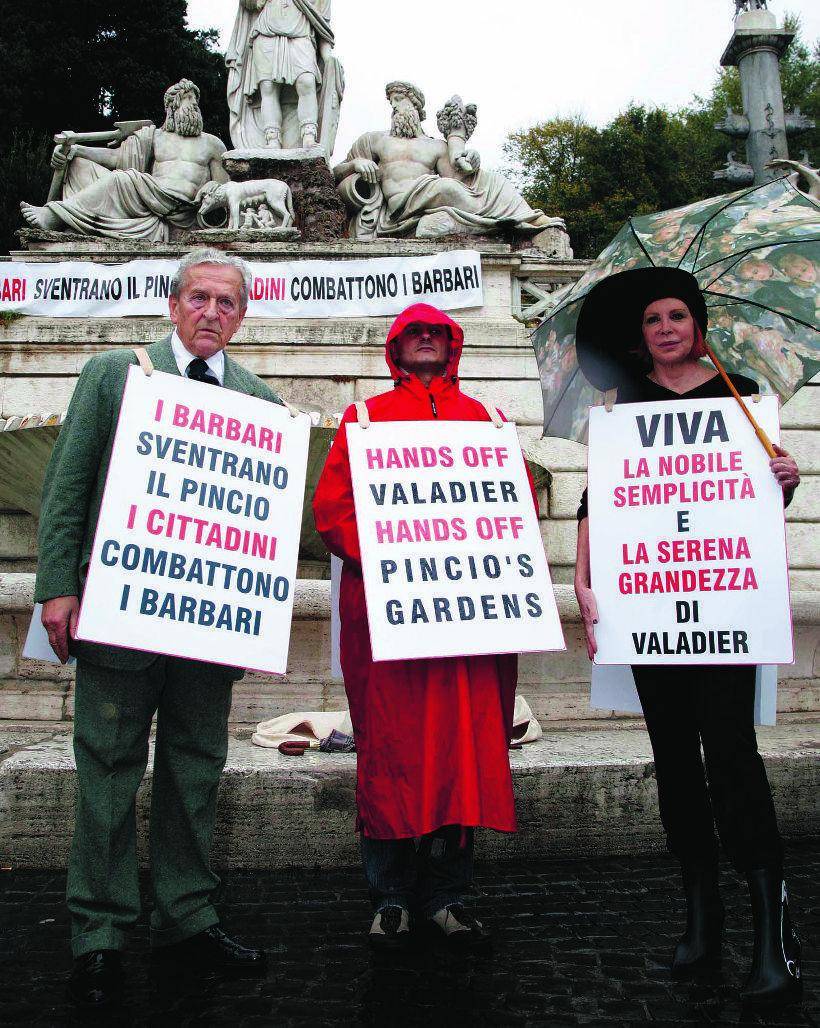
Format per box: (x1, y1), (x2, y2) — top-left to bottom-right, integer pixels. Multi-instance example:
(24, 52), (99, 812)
(313, 405), (362, 565)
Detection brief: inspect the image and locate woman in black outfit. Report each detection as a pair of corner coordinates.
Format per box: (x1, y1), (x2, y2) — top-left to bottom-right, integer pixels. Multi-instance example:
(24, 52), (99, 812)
(573, 268), (803, 1006)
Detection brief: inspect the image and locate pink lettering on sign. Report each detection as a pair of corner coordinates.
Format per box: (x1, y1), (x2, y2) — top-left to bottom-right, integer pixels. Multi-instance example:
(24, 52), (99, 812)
(475, 516), (525, 540)
(366, 447), (455, 470)
(145, 508), (277, 558)
(1, 279), (25, 302)
(170, 404), (282, 453)
(462, 446), (510, 468)
(251, 277), (286, 302)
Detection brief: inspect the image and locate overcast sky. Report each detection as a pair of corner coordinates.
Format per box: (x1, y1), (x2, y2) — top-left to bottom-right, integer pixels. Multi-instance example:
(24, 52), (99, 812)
(187, 0), (820, 167)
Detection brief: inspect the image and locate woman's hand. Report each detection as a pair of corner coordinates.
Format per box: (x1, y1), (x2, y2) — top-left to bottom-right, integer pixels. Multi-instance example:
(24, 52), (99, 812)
(575, 582), (599, 661)
(770, 444), (800, 495)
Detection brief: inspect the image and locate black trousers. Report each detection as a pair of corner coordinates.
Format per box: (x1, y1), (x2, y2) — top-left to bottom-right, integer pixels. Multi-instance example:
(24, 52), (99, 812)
(632, 665), (783, 874)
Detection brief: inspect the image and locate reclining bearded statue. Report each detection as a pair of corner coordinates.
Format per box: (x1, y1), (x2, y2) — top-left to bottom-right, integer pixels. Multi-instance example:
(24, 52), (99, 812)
(20, 80), (228, 242)
(333, 82), (567, 245)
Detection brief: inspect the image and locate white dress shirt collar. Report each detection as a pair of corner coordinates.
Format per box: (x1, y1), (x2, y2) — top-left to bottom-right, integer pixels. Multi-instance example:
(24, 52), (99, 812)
(171, 331), (226, 385)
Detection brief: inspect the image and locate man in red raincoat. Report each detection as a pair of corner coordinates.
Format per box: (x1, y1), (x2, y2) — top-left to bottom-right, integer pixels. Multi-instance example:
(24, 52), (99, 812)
(313, 302), (536, 950)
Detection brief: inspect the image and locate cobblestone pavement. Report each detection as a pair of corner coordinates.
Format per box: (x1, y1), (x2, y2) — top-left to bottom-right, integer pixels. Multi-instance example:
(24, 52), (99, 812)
(1, 841), (817, 1027)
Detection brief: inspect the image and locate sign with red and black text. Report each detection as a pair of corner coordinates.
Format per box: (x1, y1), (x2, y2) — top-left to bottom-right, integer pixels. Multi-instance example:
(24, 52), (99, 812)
(76, 367), (310, 674)
(588, 396), (793, 665)
(347, 420), (565, 662)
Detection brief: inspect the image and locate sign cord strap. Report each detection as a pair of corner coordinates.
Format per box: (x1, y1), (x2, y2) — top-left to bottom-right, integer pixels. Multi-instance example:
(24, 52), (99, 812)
(133, 347), (154, 376)
(355, 401), (371, 428)
(482, 402), (504, 428)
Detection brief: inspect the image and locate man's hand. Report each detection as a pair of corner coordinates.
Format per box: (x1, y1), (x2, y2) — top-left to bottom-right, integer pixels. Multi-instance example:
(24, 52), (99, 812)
(463, 149), (481, 173)
(353, 159), (379, 185)
(51, 145), (77, 172)
(41, 596), (80, 664)
(770, 444), (800, 494)
(319, 40), (334, 63)
(454, 150), (480, 176)
(575, 582), (599, 661)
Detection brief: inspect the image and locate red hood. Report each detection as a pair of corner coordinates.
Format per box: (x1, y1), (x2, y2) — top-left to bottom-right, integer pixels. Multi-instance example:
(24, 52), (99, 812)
(385, 303), (464, 381)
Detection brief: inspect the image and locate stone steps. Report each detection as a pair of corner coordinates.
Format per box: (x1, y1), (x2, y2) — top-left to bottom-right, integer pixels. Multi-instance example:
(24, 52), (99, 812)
(2, 719), (817, 871)
(3, 576), (819, 724)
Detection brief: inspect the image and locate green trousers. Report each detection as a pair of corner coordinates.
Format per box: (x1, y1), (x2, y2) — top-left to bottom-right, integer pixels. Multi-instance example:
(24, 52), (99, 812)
(68, 655), (237, 958)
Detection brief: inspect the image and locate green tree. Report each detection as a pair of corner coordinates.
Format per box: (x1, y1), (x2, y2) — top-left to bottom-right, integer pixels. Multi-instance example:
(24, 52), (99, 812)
(506, 106), (714, 258)
(774, 14), (819, 153)
(0, 0), (227, 253)
(505, 15), (818, 259)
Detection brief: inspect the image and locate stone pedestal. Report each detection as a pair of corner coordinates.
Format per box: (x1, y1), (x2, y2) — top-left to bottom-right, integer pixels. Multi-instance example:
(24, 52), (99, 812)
(223, 149), (346, 243)
(191, 227), (301, 244)
(530, 226), (574, 260)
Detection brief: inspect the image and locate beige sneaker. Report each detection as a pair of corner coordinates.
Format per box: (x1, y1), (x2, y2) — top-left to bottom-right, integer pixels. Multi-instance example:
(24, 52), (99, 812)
(429, 903), (491, 947)
(369, 906), (411, 951)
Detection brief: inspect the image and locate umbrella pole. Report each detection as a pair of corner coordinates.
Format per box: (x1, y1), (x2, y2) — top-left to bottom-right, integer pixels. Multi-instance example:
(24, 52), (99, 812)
(703, 344), (777, 459)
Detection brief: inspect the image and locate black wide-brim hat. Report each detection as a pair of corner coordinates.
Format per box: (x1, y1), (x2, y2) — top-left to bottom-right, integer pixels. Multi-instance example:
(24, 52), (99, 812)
(575, 267), (708, 391)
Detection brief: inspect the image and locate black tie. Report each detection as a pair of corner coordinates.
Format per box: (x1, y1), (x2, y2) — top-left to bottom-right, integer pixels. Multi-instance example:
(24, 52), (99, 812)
(186, 357), (220, 387)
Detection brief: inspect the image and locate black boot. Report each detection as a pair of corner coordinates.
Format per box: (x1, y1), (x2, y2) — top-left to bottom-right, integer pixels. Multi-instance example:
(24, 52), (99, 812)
(671, 867), (724, 979)
(741, 868), (802, 1006)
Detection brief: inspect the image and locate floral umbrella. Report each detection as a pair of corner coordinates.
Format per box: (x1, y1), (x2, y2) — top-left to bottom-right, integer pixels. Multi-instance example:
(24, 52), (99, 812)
(534, 176), (820, 442)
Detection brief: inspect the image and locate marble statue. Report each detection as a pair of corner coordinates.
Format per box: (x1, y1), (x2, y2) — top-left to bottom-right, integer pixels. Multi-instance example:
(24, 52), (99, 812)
(333, 82), (566, 242)
(196, 177), (295, 230)
(20, 80), (228, 241)
(255, 204), (278, 228)
(226, 0), (344, 155)
(735, 1), (768, 12)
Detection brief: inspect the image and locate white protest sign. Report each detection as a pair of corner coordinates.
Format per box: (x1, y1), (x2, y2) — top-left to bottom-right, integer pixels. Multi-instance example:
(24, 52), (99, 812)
(76, 367), (310, 674)
(0, 250), (483, 319)
(22, 603), (76, 666)
(347, 420), (565, 662)
(588, 395), (793, 665)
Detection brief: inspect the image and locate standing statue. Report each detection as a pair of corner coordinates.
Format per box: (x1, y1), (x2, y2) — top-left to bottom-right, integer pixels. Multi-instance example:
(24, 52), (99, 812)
(333, 82), (566, 242)
(735, 1), (768, 13)
(20, 80), (228, 241)
(226, 0), (344, 155)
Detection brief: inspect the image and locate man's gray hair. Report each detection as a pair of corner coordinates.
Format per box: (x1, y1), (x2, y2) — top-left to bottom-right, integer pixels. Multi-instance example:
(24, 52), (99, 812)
(170, 248), (253, 308)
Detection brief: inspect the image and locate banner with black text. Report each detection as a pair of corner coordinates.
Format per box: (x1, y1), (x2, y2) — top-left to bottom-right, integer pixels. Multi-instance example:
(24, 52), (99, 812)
(0, 250), (483, 319)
